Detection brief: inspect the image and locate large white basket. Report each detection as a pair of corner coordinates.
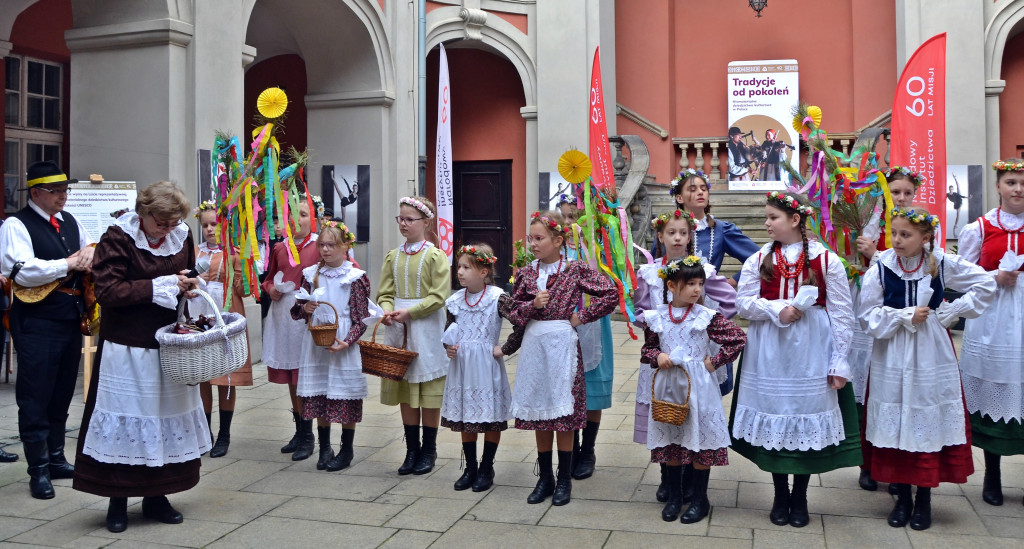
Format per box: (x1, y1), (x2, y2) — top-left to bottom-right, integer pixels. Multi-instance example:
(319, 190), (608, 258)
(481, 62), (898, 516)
(155, 289), (248, 385)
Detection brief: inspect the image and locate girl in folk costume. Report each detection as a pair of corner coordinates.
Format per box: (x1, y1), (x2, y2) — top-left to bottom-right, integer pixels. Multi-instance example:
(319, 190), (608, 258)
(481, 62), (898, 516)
(508, 211), (618, 506)
(729, 191), (860, 528)
(441, 244), (525, 492)
(189, 202), (251, 459)
(634, 209), (737, 504)
(377, 196), (451, 475)
(261, 198), (321, 461)
(641, 256), (746, 524)
(556, 195), (614, 480)
(859, 208), (995, 530)
(291, 220), (370, 472)
(957, 158), (1024, 508)
(851, 166), (924, 492)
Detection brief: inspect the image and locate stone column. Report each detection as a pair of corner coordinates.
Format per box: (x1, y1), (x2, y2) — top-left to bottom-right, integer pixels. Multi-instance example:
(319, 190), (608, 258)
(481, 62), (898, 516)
(522, 105), (538, 212)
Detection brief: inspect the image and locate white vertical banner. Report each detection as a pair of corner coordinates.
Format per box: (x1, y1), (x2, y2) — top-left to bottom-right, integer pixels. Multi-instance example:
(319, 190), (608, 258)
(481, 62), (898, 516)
(726, 59), (799, 191)
(435, 44), (455, 263)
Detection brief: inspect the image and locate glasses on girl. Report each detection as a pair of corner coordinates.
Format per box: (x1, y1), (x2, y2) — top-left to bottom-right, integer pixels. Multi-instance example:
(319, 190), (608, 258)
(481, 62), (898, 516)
(395, 216), (426, 225)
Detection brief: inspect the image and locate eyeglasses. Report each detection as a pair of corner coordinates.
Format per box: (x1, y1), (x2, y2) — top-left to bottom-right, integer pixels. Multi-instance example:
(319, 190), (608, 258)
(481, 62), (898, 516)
(395, 216), (426, 225)
(317, 241), (339, 249)
(36, 187), (70, 196)
(150, 217), (181, 230)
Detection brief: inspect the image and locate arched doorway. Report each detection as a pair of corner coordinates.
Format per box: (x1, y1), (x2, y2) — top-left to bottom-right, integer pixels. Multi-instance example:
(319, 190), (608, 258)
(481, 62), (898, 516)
(1000, 29), (1024, 159)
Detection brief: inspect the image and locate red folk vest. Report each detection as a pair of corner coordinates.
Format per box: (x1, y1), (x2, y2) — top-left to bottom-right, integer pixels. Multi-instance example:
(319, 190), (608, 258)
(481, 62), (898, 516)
(758, 248), (829, 307)
(977, 215), (1024, 272)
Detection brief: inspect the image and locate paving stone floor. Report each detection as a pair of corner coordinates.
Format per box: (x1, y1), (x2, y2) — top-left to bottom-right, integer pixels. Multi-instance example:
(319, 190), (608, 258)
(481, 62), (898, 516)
(0, 322), (1022, 548)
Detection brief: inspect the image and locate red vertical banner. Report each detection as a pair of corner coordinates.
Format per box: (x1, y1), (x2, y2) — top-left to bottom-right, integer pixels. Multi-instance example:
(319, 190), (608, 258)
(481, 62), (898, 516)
(890, 33), (947, 245)
(589, 47), (614, 190)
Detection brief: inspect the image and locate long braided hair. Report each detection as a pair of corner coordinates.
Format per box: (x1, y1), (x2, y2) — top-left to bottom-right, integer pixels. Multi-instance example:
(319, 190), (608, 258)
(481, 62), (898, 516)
(759, 192), (818, 286)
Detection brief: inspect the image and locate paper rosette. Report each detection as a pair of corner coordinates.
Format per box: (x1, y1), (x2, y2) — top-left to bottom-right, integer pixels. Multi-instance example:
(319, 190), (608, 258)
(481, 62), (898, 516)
(257, 87), (288, 119)
(558, 149), (593, 184)
(792, 104), (822, 134)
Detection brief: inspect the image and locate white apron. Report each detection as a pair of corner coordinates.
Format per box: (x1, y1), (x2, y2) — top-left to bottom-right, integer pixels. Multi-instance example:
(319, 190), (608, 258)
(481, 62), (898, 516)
(385, 296), (447, 383)
(511, 319), (579, 421)
(263, 292), (304, 370)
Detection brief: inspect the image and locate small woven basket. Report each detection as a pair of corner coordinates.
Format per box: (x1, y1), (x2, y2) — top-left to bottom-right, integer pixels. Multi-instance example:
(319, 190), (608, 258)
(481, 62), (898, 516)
(308, 301), (340, 347)
(650, 365), (692, 426)
(358, 318), (418, 381)
(156, 289), (249, 386)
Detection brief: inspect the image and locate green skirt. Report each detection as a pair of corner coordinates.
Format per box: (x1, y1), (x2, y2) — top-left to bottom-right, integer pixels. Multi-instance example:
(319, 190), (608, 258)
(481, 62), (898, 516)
(970, 412), (1024, 456)
(728, 352), (862, 474)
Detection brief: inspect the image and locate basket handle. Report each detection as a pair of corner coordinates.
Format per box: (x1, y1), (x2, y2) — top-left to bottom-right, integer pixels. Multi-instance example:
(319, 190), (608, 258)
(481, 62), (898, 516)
(370, 316), (410, 350)
(310, 301), (340, 327)
(651, 363), (692, 408)
(178, 288), (227, 329)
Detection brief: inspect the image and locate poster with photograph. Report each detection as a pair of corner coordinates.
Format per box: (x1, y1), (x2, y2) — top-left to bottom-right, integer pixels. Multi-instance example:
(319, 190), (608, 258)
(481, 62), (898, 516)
(944, 165), (982, 241)
(727, 60), (799, 191)
(540, 171), (574, 212)
(321, 164), (370, 242)
(64, 181), (137, 241)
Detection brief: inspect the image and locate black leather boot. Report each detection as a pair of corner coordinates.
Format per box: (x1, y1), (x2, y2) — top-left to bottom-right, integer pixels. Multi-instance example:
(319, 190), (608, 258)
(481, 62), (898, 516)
(888, 483), (899, 495)
(24, 440), (54, 499)
(982, 451), (1003, 506)
(142, 495), (183, 524)
(660, 465), (683, 521)
(326, 428), (355, 471)
(281, 410), (302, 453)
(412, 426), (438, 475)
(315, 425), (334, 470)
(572, 421), (599, 480)
(0, 446), (17, 462)
(472, 440), (498, 492)
(909, 487), (931, 531)
(398, 424), (420, 475)
(655, 463), (670, 502)
(769, 473), (790, 525)
(888, 483), (913, 527)
(527, 451), (554, 504)
(552, 450), (573, 506)
(788, 474), (810, 528)
(106, 497), (128, 533)
(210, 410), (233, 458)
(858, 469), (878, 491)
(681, 467), (711, 524)
(454, 442), (477, 491)
(681, 463), (696, 504)
(291, 418), (315, 461)
(46, 421), (74, 480)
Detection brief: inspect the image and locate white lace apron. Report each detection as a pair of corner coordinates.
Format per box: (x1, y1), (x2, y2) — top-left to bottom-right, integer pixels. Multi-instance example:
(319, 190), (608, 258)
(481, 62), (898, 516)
(511, 319), (578, 421)
(385, 296), (448, 383)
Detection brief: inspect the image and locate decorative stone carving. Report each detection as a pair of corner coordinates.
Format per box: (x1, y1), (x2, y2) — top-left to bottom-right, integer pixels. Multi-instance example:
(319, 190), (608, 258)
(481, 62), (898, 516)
(459, 8), (487, 41)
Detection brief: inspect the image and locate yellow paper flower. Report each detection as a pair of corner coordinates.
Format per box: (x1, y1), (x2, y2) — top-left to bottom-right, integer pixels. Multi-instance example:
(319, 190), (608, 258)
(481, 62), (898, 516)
(792, 105), (822, 133)
(257, 87), (288, 119)
(558, 149), (592, 184)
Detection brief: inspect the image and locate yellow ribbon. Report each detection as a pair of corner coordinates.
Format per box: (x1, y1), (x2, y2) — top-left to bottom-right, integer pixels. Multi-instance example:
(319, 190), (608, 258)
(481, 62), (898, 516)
(27, 174), (68, 187)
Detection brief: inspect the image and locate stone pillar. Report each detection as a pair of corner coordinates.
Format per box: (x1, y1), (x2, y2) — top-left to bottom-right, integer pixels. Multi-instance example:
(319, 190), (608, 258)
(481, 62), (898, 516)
(985, 79), (1006, 210)
(522, 105), (538, 212)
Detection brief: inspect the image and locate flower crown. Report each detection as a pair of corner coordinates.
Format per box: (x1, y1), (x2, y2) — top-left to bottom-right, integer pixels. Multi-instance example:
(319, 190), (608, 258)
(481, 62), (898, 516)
(530, 211), (571, 236)
(458, 245), (498, 265)
(658, 255), (703, 280)
(884, 166), (924, 187)
(555, 193), (575, 207)
(993, 160), (1024, 172)
(399, 196), (434, 219)
(320, 219), (356, 243)
(669, 169), (709, 195)
(766, 191), (814, 217)
(651, 209), (697, 231)
(891, 208), (939, 229)
(193, 200), (217, 218)
(307, 195), (326, 218)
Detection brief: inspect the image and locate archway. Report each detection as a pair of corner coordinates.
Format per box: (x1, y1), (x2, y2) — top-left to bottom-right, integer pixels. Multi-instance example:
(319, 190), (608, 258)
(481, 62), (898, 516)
(999, 29), (1024, 159)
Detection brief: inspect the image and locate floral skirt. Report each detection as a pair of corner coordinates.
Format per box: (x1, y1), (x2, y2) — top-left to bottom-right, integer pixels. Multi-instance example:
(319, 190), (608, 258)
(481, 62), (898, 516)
(302, 396), (363, 424)
(441, 418), (509, 433)
(651, 445), (729, 466)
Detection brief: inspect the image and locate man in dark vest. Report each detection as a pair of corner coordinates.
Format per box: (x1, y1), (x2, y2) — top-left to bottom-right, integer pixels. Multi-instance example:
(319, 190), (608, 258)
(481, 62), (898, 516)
(0, 161), (93, 499)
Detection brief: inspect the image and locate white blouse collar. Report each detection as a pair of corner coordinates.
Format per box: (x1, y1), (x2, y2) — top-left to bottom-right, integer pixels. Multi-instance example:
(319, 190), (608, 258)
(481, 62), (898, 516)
(985, 208), (1024, 228)
(115, 212), (188, 257)
(878, 248), (938, 280)
(695, 215), (710, 231)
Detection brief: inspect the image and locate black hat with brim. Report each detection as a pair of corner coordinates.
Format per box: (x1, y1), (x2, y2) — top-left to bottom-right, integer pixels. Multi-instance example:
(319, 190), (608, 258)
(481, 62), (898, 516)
(24, 160), (77, 189)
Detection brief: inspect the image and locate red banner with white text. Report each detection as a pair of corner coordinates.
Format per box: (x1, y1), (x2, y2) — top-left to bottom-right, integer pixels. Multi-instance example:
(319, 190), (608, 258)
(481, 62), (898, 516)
(588, 48), (614, 190)
(890, 33), (947, 245)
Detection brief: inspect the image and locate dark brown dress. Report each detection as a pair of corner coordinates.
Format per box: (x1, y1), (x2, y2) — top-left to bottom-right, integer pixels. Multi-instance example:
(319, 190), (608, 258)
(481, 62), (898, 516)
(73, 222), (204, 497)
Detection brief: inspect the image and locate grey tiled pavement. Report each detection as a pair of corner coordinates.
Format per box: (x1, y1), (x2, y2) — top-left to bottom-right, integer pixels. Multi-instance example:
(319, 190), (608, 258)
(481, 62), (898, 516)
(1, 321), (1023, 548)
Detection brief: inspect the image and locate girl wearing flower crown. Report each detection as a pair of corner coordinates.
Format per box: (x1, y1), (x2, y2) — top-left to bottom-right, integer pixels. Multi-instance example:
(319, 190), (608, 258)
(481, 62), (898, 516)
(377, 196), (451, 476)
(634, 209), (737, 505)
(641, 256), (746, 524)
(291, 220), (370, 472)
(508, 210), (618, 506)
(858, 208), (995, 530)
(729, 191), (860, 528)
(190, 201), (252, 458)
(957, 158), (1024, 508)
(440, 244), (525, 493)
(261, 197), (321, 462)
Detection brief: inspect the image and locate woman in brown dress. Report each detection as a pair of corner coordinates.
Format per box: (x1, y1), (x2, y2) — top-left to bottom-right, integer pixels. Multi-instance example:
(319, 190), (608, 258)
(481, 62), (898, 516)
(73, 181), (210, 533)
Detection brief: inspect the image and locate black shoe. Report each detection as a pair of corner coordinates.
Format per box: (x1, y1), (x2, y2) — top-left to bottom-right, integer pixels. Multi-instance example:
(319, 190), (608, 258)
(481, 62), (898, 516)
(398, 450), (420, 475)
(656, 464), (670, 503)
(788, 496), (809, 528)
(28, 466), (55, 500)
(888, 484), (913, 528)
(48, 454), (75, 480)
(769, 493), (789, 525)
(316, 445), (335, 470)
(527, 476), (555, 504)
(681, 464), (696, 505)
(472, 464), (495, 492)
(859, 470), (878, 491)
(681, 468), (711, 524)
(552, 477), (572, 506)
(291, 421), (315, 461)
(571, 450), (596, 480)
(106, 497), (128, 533)
(0, 447), (18, 462)
(209, 435), (230, 459)
(982, 470), (1004, 506)
(909, 488), (931, 531)
(281, 410), (302, 453)
(454, 464), (477, 491)
(888, 483), (899, 495)
(325, 446), (353, 472)
(661, 465), (683, 521)
(412, 451), (437, 475)
(142, 496), (184, 524)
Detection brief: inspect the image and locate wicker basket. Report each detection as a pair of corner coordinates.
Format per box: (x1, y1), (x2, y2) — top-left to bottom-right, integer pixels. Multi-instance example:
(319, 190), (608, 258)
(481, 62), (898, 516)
(155, 289), (249, 386)
(308, 301), (340, 347)
(358, 318), (418, 381)
(650, 365), (692, 426)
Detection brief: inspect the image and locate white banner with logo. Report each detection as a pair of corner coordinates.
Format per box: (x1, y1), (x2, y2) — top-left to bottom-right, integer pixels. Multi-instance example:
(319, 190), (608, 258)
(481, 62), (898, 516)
(435, 44), (454, 263)
(726, 59), (799, 191)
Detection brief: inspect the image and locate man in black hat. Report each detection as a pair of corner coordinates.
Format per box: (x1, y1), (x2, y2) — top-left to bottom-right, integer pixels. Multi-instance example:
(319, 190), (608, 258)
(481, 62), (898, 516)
(0, 160), (93, 499)
(727, 126), (754, 181)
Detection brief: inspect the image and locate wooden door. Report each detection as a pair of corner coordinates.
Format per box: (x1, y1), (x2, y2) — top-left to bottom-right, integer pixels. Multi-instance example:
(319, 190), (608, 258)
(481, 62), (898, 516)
(453, 161), (512, 289)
